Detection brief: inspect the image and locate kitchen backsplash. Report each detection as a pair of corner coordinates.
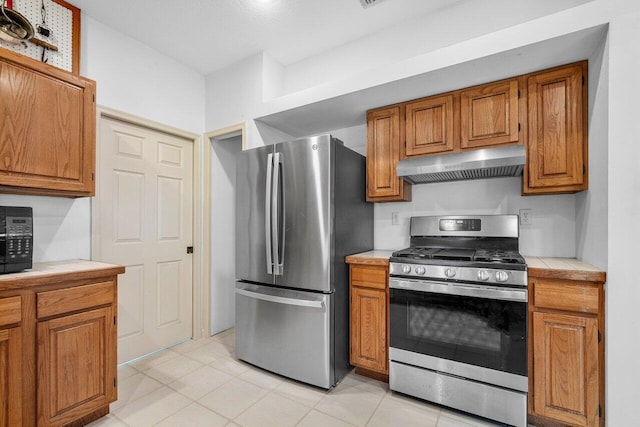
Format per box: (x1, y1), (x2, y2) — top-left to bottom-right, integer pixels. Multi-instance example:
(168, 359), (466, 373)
(373, 176), (577, 257)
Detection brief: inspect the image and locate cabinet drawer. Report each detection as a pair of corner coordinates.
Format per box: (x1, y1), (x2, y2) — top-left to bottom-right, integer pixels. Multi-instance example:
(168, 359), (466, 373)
(534, 279), (599, 314)
(351, 265), (387, 290)
(37, 280), (115, 319)
(0, 296), (22, 327)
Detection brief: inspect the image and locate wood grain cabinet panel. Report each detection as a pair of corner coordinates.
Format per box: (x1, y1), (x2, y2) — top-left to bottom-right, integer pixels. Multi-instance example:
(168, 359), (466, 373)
(533, 312), (599, 427)
(350, 286), (387, 374)
(524, 62), (587, 194)
(405, 94), (456, 156)
(0, 327), (23, 427)
(0, 265), (123, 427)
(348, 263), (389, 378)
(37, 306), (117, 427)
(366, 106), (411, 202)
(0, 48), (96, 197)
(529, 273), (605, 427)
(461, 79), (520, 149)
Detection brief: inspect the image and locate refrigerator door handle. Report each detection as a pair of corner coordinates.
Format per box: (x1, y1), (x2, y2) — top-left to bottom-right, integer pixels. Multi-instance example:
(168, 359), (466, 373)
(277, 153), (286, 274)
(265, 153), (274, 274)
(272, 152), (283, 275)
(236, 287), (325, 310)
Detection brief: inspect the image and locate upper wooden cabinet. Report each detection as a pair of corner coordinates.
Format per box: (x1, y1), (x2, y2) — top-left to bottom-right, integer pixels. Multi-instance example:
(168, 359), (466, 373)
(524, 62), (587, 194)
(460, 79), (520, 149)
(366, 105), (411, 202)
(0, 48), (96, 198)
(405, 94), (456, 156)
(366, 61), (588, 200)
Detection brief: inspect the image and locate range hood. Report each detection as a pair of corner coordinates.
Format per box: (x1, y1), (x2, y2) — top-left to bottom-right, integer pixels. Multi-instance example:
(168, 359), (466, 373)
(397, 145), (526, 185)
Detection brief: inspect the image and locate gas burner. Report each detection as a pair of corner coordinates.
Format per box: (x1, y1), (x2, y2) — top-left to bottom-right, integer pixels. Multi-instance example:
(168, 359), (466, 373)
(473, 250), (525, 264)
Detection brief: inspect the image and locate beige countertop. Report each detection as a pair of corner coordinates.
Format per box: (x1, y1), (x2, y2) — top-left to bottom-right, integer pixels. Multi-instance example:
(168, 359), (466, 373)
(345, 250), (395, 266)
(525, 256), (606, 282)
(0, 260), (126, 290)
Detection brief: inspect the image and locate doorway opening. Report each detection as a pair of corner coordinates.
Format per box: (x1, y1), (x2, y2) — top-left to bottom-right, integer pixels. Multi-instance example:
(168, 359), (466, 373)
(208, 127), (244, 335)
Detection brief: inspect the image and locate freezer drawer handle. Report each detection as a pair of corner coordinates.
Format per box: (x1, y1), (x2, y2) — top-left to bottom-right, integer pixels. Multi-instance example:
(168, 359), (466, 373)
(236, 288), (325, 309)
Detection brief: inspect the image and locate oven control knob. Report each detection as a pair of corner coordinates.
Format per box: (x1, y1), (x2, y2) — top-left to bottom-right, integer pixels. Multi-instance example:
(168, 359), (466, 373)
(496, 270), (509, 282)
(415, 266), (426, 275)
(477, 270), (490, 281)
(445, 268), (456, 278)
(402, 265), (412, 274)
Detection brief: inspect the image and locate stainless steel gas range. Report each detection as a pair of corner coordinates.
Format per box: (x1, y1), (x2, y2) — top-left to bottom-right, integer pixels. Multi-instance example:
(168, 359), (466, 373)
(389, 215), (527, 427)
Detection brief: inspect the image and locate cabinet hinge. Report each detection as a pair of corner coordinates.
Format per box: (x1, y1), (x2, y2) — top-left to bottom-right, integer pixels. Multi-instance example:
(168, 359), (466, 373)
(93, 93), (96, 102)
(114, 377), (117, 388)
(91, 172), (95, 181)
(518, 123), (521, 132)
(114, 316), (117, 326)
(518, 89), (521, 99)
(187, 246), (194, 254)
(599, 405), (602, 417)
(583, 164), (586, 175)
(598, 330), (602, 343)
(582, 75), (585, 86)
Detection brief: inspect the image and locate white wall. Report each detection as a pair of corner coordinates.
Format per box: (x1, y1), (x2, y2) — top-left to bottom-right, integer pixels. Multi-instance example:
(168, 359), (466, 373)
(576, 34), (609, 270)
(0, 194), (90, 263)
(374, 179), (577, 256)
(604, 3), (640, 424)
(82, 16), (206, 134)
(3, 16), (206, 264)
(209, 135), (243, 334)
(282, 0), (594, 95)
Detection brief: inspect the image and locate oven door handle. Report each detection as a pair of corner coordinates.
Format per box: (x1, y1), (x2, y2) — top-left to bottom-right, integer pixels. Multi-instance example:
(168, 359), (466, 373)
(389, 278), (527, 302)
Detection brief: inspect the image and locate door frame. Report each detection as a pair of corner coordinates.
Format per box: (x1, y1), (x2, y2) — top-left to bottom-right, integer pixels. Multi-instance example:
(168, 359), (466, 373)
(91, 106), (207, 340)
(201, 123), (246, 337)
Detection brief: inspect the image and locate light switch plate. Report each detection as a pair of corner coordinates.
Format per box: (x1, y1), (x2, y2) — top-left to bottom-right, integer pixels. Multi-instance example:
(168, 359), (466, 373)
(392, 212), (400, 225)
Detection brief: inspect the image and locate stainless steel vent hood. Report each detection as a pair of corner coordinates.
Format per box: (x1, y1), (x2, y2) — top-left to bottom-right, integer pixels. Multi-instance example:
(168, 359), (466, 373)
(397, 145), (526, 185)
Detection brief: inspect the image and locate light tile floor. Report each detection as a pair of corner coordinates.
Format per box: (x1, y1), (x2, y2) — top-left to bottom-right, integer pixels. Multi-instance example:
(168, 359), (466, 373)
(88, 329), (503, 427)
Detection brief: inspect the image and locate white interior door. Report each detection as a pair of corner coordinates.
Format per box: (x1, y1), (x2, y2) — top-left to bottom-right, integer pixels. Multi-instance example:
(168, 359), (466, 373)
(96, 116), (193, 363)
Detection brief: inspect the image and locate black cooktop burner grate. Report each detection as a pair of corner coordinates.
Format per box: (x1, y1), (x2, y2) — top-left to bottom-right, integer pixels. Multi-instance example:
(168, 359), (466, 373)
(392, 246), (525, 266)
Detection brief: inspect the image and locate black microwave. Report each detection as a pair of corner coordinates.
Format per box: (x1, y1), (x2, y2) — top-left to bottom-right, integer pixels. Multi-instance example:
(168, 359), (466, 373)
(0, 206), (33, 274)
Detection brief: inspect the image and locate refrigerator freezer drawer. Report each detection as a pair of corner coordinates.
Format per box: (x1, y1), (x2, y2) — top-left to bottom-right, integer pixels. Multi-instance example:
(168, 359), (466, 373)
(235, 282), (334, 388)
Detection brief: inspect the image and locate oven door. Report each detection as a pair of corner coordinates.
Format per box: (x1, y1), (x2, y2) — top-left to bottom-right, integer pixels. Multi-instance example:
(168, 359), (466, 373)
(389, 277), (527, 391)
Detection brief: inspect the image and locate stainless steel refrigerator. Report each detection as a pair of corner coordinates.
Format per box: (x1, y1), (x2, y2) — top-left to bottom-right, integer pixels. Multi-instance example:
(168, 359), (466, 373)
(235, 134), (373, 389)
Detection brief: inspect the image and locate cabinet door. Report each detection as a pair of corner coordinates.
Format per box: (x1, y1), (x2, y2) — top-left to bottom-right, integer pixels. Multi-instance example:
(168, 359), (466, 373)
(525, 63), (586, 194)
(533, 311), (599, 427)
(366, 106), (411, 202)
(405, 94), (456, 156)
(461, 79), (520, 149)
(0, 51), (96, 197)
(38, 306), (117, 427)
(350, 286), (387, 374)
(0, 327), (22, 427)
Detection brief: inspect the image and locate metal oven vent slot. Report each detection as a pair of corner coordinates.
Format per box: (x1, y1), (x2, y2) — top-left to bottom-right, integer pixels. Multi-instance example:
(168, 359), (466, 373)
(405, 165), (524, 184)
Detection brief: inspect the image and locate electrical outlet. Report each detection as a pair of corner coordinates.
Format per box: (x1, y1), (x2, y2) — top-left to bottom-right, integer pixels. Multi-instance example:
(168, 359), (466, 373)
(519, 209), (532, 225)
(392, 212), (400, 225)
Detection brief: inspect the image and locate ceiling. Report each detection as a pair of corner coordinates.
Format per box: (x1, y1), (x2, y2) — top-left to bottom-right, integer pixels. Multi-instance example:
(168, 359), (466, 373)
(65, 0), (467, 75)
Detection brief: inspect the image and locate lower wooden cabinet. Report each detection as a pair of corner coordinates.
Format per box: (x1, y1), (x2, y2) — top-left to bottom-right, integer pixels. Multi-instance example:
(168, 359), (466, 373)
(0, 326), (23, 427)
(529, 275), (605, 427)
(0, 295), (23, 427)
(348, 262), (389, 379)
(0, 261), (124, 427)
(38, 306), (116, 426)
